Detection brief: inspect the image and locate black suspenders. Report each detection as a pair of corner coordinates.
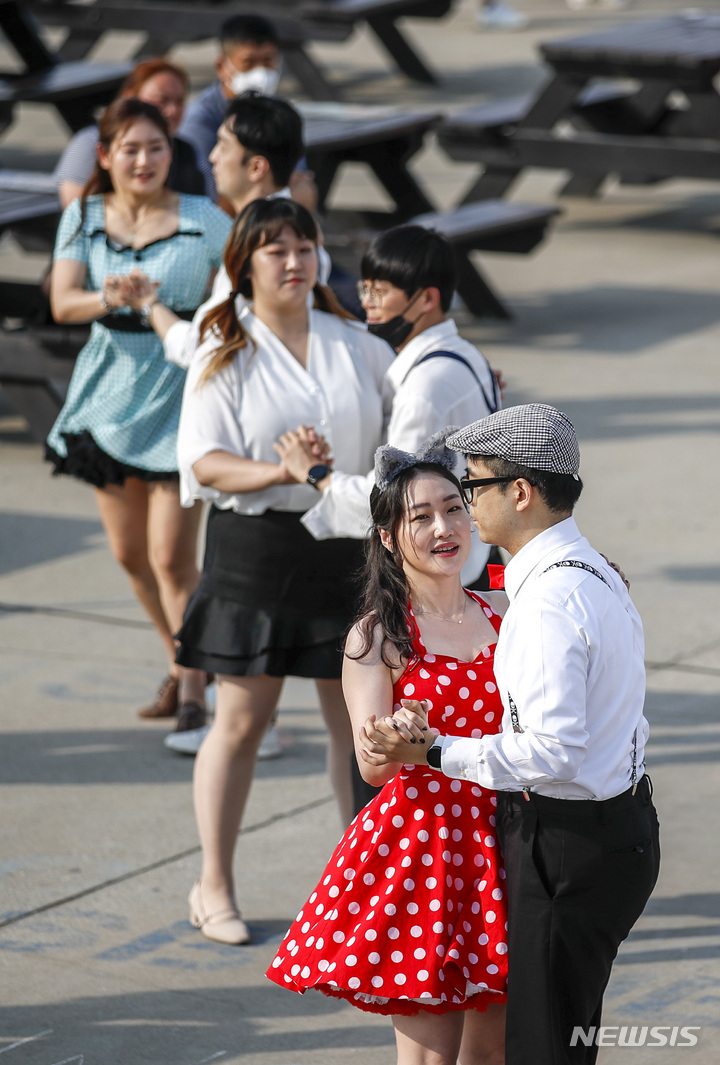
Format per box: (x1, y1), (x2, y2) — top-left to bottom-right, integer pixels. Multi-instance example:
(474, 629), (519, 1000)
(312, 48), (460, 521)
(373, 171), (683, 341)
(507, 560), (640, 794)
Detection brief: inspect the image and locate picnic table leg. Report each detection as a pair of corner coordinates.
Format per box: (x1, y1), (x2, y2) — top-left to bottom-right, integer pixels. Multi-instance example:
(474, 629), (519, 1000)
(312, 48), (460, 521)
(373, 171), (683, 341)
(559, 173), (606, 197)
(454, 250), (511, 320)
(361, 141), (436, 219)
(57, 31), (101, 61)
(0, 2), (55, 70)
(458, 167), (521, 205)
(282, 48), (340, 102)
(520, 72), (582, 129)
(0, 381), (63, 442)
(306, 154), (342, 211)
(0, 102), (12, 138)
(366, 15), (437, 85)
(54, 91), (118, 133)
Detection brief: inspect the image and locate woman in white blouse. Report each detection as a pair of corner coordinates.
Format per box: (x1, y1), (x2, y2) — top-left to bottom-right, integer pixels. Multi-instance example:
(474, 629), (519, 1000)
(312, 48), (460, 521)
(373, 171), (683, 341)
(176, 198), (393, 945)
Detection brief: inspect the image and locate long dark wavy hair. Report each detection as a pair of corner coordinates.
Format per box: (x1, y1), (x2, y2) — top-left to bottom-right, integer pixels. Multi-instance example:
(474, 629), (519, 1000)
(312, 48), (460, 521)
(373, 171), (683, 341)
(349, 462), (465, 669)
(198, 198), (354, 385)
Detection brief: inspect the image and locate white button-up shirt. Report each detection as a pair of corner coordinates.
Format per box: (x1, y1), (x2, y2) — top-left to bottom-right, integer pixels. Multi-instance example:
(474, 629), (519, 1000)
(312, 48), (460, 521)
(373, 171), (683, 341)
(177, 308), (393, 512)
(162, 187), (332, 370)
(302, 318), (498, 582)
(439, 517), (649, 799)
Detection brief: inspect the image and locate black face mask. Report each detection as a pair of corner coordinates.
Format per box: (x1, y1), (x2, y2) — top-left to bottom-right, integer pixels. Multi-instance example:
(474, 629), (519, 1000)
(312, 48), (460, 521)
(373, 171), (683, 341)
(367, 291), (423, 350)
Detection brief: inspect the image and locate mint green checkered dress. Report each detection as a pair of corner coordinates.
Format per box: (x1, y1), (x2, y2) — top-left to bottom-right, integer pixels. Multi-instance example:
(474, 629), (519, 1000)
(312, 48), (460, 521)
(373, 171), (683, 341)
(47, 194), (231, 478)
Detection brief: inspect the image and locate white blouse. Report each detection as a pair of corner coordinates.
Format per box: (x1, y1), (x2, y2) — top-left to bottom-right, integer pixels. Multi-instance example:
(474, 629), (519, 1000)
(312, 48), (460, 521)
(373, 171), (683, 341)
(177, 307), (394, 514)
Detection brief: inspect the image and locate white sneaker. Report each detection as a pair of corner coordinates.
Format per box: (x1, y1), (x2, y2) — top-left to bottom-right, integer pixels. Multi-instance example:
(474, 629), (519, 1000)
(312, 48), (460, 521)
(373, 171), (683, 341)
(164, 725), (210, 755)
(477, 2), (529, 29)
(257, 724), (282, 760)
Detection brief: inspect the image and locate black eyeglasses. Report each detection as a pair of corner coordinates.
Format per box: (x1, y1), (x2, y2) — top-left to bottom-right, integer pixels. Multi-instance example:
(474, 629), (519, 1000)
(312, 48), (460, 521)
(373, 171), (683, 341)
(460, 476), (517, 505)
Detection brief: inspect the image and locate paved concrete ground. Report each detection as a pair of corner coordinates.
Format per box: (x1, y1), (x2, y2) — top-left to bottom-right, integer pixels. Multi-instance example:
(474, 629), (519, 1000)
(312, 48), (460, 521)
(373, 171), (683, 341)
(1, 1), (719, 1062)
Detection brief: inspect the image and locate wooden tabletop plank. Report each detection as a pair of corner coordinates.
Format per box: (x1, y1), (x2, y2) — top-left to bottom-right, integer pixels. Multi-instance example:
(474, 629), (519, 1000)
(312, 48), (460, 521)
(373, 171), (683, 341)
(542, 14), (720, 74)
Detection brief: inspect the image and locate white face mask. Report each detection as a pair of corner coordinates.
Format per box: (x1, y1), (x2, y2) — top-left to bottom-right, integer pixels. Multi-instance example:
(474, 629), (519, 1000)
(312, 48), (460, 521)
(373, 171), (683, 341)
(228, 64), (281, 97)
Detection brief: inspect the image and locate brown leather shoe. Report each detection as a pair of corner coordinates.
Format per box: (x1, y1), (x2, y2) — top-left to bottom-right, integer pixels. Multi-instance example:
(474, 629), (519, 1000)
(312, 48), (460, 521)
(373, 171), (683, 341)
(175, 701), (207, 732)
(137, 675), (179, 719)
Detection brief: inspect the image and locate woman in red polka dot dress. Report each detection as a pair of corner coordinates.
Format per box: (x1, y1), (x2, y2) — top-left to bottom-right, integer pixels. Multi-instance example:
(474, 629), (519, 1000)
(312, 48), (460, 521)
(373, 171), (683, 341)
(267, 437), (508, 1064)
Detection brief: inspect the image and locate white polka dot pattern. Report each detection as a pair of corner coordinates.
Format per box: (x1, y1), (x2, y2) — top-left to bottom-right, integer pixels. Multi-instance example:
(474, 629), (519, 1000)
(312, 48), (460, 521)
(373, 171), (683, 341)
(267, 593), (508, 1013)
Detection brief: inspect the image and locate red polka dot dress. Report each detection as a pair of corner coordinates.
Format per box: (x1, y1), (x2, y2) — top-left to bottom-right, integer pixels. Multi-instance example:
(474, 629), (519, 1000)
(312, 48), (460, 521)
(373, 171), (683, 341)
(266, 592), (508, 1016)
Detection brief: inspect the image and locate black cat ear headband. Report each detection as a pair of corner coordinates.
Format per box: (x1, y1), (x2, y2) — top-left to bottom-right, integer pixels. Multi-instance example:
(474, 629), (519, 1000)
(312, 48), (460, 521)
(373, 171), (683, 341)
(373, 428), (458, 492)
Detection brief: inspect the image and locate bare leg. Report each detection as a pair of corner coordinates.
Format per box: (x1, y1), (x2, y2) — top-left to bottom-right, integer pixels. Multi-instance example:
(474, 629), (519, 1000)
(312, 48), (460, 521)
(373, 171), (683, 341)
(193, 673), (283, 913)
(458, 1005), (506, 1065)
(393, 1011), (465, 1065)
(315, 677), (355, 826)
(146, 483), (205, 703)
(94, 479), (178, 674)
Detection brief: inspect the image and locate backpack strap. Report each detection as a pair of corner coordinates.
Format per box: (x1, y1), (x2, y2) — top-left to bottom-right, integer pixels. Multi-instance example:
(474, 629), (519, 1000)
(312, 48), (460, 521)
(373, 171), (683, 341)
(403, 349), (500, 414)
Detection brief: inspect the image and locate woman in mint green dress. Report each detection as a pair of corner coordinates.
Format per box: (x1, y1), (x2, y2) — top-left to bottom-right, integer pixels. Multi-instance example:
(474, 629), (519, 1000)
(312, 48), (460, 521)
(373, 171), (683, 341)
(47, 97), (231, 724)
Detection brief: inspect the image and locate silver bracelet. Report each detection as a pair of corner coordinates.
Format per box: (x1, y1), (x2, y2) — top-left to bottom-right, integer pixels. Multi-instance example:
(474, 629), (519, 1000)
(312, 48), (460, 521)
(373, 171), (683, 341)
(99, 289), (112, 312)
(140, 301), (159, 326)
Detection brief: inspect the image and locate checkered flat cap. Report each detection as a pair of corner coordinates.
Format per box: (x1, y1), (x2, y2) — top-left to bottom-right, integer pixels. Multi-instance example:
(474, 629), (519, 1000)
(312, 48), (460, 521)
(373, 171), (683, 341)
(446, 404), (580, 476)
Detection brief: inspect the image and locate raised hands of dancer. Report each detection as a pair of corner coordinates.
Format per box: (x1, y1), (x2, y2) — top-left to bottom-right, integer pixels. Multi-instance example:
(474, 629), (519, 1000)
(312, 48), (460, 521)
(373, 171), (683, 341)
(102, 274), (136, 310)
(359, 701), (438, 767)
(121, 268), (161, 311)
(273, 425), (333, 485)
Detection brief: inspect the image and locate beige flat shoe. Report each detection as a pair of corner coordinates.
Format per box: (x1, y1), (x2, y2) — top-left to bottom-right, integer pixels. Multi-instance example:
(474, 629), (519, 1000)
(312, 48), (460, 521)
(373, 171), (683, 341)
(188, 881), (251, 946)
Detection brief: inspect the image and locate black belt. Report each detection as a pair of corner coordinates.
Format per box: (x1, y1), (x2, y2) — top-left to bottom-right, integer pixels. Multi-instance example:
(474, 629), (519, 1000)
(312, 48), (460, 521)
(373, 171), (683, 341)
(97, 308), (197, 333)
(502, 774), (652, 819)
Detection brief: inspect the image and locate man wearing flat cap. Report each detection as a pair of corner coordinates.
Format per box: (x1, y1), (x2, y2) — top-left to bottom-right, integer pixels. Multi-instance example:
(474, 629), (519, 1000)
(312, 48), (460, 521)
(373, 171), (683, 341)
(363, 404), (660, 1065)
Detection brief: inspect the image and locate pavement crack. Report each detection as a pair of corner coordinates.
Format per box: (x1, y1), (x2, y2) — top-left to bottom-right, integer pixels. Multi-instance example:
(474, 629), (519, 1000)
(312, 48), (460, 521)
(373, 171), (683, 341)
(0, 601), (153, 630)
(0, 794), (332, 931)
(646, 661), (720, 678)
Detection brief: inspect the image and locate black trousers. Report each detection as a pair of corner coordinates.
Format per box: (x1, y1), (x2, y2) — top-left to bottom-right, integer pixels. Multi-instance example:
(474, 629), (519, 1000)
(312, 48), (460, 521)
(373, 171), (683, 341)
(497, 776), (660, 1065)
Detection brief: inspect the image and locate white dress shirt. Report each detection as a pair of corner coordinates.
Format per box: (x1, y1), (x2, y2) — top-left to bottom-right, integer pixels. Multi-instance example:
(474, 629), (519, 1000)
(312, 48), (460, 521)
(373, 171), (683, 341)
(177, 307), (394, 512)
(438, 517), (649, 800)
(162, 187), (332, 370)
(301, 319), (498, 582)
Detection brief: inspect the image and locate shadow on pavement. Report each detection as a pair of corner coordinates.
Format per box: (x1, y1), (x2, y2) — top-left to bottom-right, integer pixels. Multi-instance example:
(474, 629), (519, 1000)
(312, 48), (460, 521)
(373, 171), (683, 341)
(0, 728), (330, 785)
(0, 511), (105, 575)
(485, 287), (720, 354)
(0, 983), (394, 1064)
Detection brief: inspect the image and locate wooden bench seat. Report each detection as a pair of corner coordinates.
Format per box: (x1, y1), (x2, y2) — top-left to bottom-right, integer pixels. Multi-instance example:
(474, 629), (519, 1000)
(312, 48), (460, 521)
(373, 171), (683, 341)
(437, 82), (657, 200)
(409, 200), (560, 319)
(438, 83), (637, 156)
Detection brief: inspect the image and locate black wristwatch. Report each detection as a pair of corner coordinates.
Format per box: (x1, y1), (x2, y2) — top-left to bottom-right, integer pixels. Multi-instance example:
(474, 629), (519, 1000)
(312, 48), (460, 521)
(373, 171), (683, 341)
(306, 464), (332, 489)
(426, 737), (443, 770)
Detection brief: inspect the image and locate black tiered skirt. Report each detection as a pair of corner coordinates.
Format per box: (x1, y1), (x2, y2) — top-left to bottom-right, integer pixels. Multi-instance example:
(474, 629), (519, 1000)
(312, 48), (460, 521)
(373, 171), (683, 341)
(175, 506), (366, 679)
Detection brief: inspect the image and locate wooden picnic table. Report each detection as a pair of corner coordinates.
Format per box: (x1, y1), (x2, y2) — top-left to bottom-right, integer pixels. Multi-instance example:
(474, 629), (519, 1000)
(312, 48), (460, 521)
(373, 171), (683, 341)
(29, 0), (343, 102)
(301, 105), (440, 217)
(30, 0), (454, 99)
(439, 12), (720, 202)
(0, 1), (131, 131)
(298, 0), (453, 85)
